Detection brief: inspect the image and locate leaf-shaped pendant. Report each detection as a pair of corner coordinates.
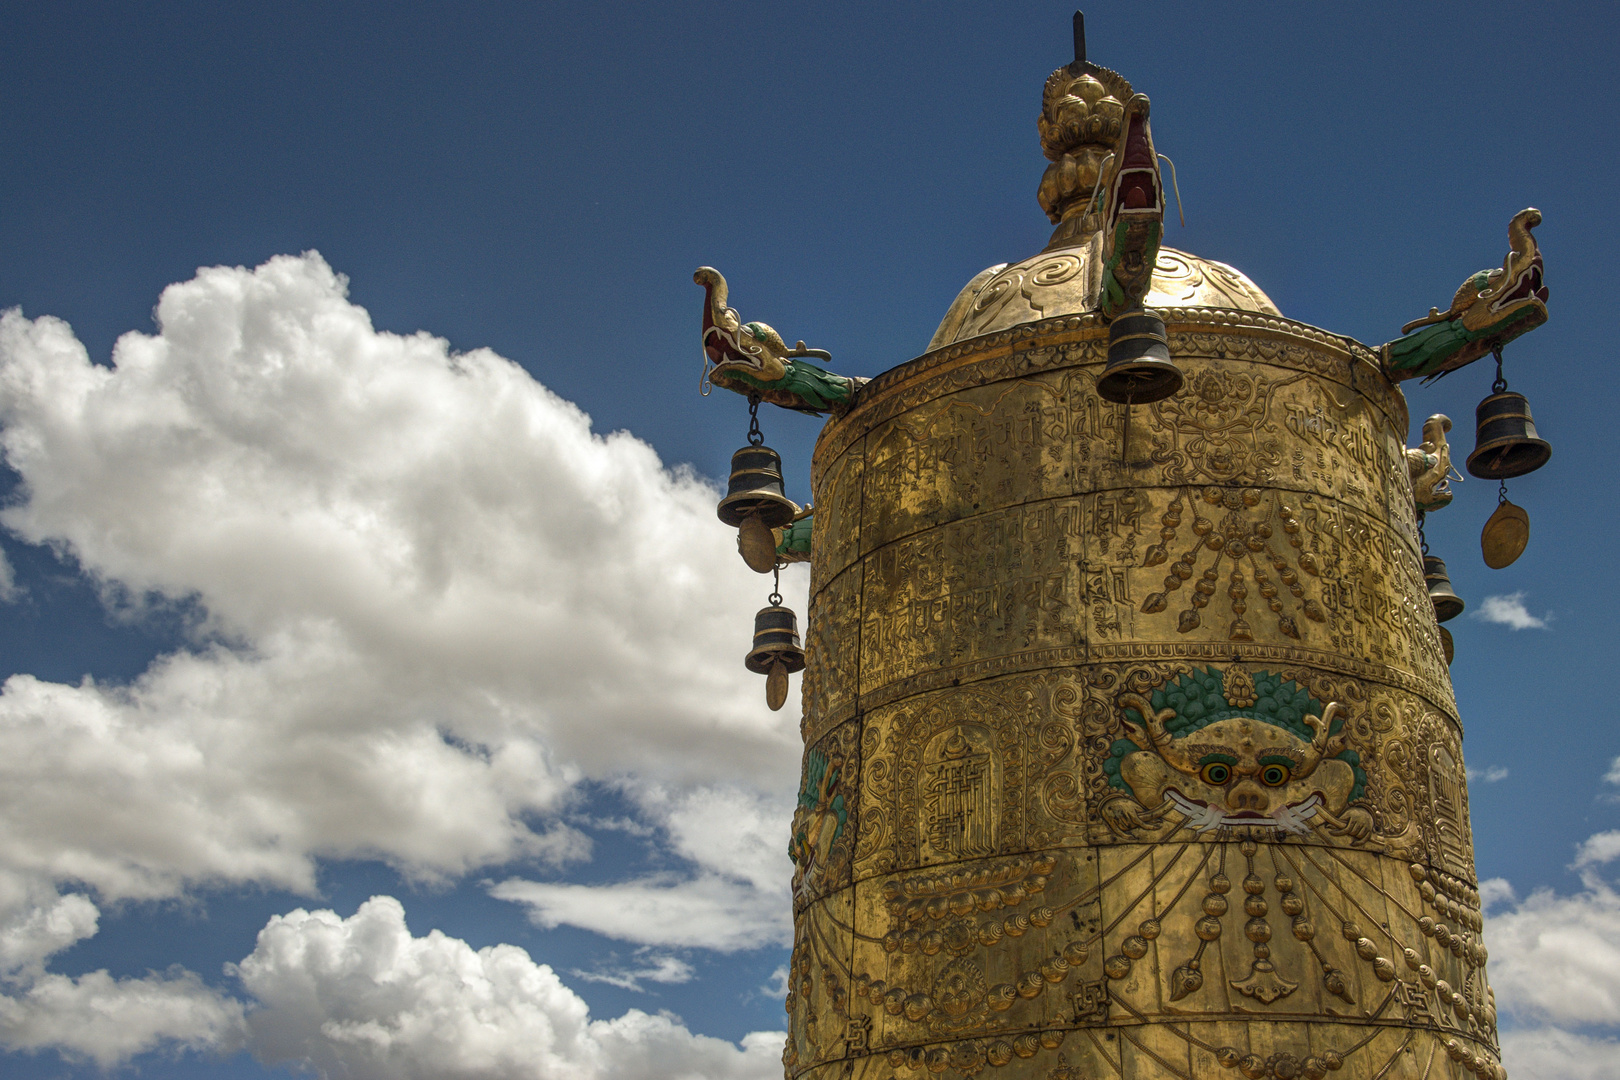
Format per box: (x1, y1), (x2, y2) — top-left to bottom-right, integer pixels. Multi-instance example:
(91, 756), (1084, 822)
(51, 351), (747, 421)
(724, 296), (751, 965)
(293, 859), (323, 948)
(1481, 499), (1529, 569)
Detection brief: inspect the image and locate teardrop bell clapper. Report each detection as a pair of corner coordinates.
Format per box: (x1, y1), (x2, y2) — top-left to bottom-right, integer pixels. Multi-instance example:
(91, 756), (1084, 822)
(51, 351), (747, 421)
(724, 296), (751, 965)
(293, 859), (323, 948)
(718, 394), (798, 573)
(747, 564), (805, 711)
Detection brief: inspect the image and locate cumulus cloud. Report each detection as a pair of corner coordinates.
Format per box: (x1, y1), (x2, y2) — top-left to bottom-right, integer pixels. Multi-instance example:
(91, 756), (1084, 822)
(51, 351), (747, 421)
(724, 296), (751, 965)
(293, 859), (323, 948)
(235, 896), (780, 1080)
(0, 968), (245, 1069)
(1471, 591), (1550, 630)
(1499, 1027), (1620, 1080)
(0, 252), (800, 908)
(1486, 827), (1620, 1079)
(0, 254), (804, 1068)
(1605, 756), (1620, 787)
(1467, 764), (1510, 783)
(1489, 874), (1620, 1027)
(0, 892), (98, 976)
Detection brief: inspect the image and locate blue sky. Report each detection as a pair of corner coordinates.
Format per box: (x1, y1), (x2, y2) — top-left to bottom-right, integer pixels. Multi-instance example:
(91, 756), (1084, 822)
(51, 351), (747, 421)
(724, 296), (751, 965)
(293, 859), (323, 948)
(0, 2), (1617, 1078)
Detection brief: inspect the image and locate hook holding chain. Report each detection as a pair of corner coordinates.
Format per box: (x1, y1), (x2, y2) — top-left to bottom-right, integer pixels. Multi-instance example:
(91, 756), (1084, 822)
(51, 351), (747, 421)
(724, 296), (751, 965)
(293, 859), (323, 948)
(769, 562), (783, 607)
(1416, 510), (1429, 556)
(1492, 346), (1509, 394)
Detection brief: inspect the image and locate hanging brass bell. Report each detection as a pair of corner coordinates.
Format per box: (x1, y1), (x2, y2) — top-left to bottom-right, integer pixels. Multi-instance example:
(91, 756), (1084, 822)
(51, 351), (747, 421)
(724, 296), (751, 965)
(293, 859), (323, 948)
(718, 445), (798, 530)
(1439, 625), (1454, 666)
(1480, 499), (1530, 569)
(1423, 555), (1465, 623)
(1465, 391), (1551, 479)
(746, 603), (806, 711)
(1097, 311), (1183, 404)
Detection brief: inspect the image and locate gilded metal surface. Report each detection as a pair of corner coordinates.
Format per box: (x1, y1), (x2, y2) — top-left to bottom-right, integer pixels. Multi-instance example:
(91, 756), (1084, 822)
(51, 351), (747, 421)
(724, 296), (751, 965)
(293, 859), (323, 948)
(788, 306), (1505, 1078)
(927, 251), (1281, 351)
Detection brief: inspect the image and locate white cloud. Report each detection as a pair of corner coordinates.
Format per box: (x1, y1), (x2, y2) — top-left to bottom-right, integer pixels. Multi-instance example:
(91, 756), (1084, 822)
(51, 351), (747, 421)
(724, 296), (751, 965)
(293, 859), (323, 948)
(0, 254), (810, 1068)
(1605, 755), (1620, 787)
(1471, 591), (1550, 630)
(1467, 764), (1510, 783)
(0, 252), (800, 907)
(0, 549), (18, 602)
(495, 783), (794, 951)
(0, 968), (245, 1069)
(235, 895), (781, 1080)
(0, 253), (810, 1068)
(0, 892), (98, 976)
(572, 953), (694, 992)
(1574, 831), (1620, 870)
(1500, 1027), (1620, 1080)
(1486, 831), (1620, 1079)
(1486, 825), (1620, 1045)
(1479, 877), (1517, 911)
(492, 872), (789, 952)
(761, 965), (789, 1000)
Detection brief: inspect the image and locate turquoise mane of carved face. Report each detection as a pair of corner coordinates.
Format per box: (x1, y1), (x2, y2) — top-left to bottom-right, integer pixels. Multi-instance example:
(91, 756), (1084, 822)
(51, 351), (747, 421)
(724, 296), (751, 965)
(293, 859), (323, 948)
(1105, 667), (1365, 834)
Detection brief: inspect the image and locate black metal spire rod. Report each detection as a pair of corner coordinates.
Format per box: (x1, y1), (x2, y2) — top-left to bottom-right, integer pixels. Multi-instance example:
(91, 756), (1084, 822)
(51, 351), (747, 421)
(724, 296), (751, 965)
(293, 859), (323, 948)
(1073, 10), (1086, 66)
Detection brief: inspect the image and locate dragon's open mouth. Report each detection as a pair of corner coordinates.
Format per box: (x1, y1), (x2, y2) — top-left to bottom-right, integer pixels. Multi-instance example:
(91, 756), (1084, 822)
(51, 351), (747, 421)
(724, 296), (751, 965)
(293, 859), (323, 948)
(1490, 256), (1549, 312)
(1109, 110), (1160, 219)
(702, 324), (768, 374)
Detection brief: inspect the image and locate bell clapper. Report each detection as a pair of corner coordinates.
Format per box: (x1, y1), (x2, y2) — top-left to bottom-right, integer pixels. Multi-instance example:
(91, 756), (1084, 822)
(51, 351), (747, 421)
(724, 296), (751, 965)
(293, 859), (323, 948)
(766, 659), (789, 711)
(1482, 480), (1530, 570)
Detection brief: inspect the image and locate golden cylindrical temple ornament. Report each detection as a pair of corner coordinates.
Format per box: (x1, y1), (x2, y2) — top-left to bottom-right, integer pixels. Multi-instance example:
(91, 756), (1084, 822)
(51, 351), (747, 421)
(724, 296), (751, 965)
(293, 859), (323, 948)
(757, 26), (1538, 1078)
(784, 285), (1500, 1079)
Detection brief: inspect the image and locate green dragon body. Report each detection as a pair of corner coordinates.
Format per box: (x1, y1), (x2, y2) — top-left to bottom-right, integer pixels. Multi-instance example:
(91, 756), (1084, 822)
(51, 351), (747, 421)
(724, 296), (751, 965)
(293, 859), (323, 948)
(1383, 209), (1548, 382)
(694, 267), (866, 414)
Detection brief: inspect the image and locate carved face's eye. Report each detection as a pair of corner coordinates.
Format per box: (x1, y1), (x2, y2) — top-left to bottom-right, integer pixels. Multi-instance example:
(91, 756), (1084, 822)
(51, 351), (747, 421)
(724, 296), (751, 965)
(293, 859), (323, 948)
(1201, 762), (1231, 785)
(1260, 763), (1291, 787)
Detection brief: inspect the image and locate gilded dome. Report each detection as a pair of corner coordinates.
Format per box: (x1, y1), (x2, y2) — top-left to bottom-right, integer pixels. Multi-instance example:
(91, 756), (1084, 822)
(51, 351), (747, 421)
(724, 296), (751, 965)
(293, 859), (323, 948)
(927, 245), (1281, 352)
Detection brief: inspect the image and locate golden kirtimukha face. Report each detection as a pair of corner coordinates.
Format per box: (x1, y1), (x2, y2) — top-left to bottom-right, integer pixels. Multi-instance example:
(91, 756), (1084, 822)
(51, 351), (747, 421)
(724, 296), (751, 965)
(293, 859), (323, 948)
(1118, 715), (1357, 830)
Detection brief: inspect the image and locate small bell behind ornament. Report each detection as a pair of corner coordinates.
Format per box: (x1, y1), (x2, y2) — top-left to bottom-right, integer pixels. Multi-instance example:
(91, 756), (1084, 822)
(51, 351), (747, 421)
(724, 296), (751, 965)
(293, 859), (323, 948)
(1439, 625), (1455, 666)
(1481, 497), (1530, 569)
(1466, 390), (1551, 480)
(1097, 310), (1183, 404)
(1423, 555), (1465, 623)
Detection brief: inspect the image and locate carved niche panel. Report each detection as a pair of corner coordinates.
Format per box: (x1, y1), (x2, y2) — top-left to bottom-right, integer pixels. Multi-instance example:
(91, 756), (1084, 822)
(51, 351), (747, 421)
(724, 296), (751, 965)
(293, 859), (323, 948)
(855, 674), (1091, 882)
